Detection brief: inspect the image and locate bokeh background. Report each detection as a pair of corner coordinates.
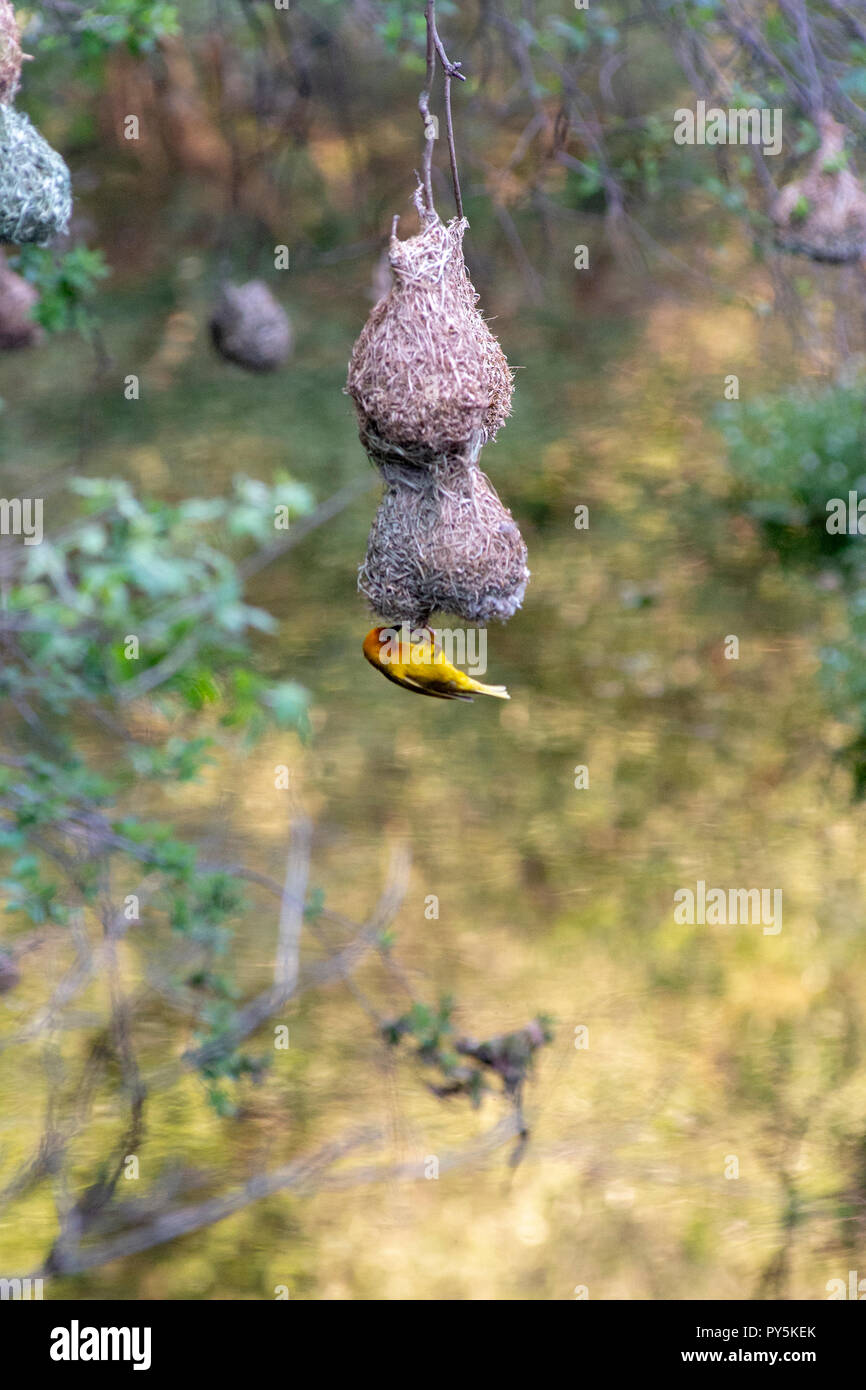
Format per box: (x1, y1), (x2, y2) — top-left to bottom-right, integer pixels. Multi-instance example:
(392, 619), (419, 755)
(2, 0), (866, 1300)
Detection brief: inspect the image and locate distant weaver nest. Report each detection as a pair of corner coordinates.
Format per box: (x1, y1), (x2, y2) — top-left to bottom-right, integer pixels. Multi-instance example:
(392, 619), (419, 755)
(348, 194), (529, 627)
(772, 113), (866, 264)
(0, 3), (71, 247)
(0, 105), (72, 246)
(210, 280), (293, 373)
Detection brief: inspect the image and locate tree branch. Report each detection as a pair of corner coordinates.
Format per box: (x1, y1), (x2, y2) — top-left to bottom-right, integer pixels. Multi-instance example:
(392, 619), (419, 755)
(418, 0), (466, 222)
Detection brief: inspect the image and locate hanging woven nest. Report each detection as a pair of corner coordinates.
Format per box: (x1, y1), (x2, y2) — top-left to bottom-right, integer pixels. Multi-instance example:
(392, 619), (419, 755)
(0, 105), (72, 246)
(0, 251), (41, 348)
(772, 112), (866, 264)
(347, 203), (513, 469)
(210, 279), (293, 372)
(0, 0), (22, 104)
(350, 7), (529, 656)
(359, 455), (529, 626)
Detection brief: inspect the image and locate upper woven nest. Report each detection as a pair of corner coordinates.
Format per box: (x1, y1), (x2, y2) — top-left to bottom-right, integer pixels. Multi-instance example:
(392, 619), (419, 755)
(0, 0), (22, 105)
(772, 113), (866, 263)
(347, 209), (513, 467)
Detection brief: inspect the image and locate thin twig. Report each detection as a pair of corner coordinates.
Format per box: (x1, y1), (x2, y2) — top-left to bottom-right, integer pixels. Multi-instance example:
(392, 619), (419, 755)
(419, 1), (437, 215)
(432, 13), (467, 219)
(179, 843), (409, 1075)
(418, 1), (466, 221)
(274, 815), (312, 994)
(780, 0), (823, 116)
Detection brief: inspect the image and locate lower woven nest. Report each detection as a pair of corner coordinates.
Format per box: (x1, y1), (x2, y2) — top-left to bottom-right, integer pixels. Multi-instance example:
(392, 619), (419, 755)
(359, 456), (529, 626)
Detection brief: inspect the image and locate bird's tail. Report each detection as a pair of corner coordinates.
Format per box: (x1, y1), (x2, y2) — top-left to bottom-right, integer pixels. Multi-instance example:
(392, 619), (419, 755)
(470, 680), (510, 700)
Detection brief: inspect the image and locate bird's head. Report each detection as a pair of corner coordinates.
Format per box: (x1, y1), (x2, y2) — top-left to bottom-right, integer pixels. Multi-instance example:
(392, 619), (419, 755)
(362, 626), (388, 668)
(363, 624), (436, 669)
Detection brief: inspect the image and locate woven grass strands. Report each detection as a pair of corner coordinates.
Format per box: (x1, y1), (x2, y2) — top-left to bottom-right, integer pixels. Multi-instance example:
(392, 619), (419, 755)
(348, 193), (528, 627)
(0, 1), (71, 247)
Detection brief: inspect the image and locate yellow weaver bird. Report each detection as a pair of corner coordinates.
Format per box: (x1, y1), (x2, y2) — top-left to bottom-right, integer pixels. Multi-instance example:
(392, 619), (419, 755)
(363, 626), (510, 702)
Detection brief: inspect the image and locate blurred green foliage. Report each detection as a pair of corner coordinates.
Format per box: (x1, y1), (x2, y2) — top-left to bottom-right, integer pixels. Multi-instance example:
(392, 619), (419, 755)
(0, 472), (312, 1090)
(11, 245), (110, 336)
(721, 381), (866, 793)
(33, 1), (179, 60)
(722, 384), (866, 572)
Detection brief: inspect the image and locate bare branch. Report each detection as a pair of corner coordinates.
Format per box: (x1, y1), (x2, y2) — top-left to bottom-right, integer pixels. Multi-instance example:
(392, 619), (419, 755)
(418, 1), (466, 222)
(274, 815), (312, 994)
(178, 842), (409, 1075)
(39, 1129), (381, 1275)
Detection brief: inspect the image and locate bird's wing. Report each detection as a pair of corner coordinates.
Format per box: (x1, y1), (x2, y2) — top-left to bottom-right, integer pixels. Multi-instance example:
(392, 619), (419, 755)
(422, 681), (475, 702)
(403, 672), (475, 701)
(373, 661), (472, 701)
